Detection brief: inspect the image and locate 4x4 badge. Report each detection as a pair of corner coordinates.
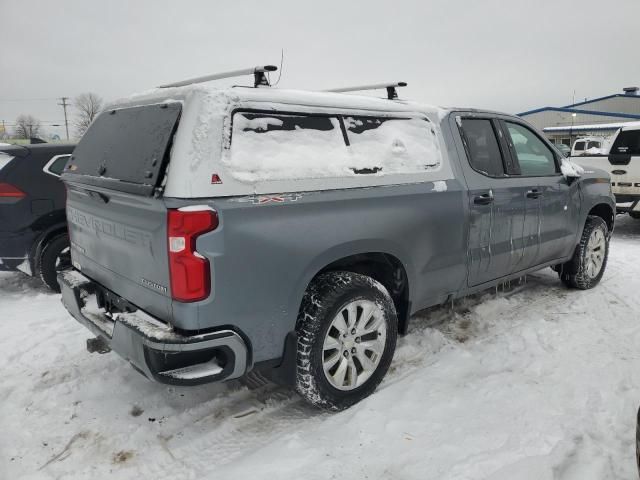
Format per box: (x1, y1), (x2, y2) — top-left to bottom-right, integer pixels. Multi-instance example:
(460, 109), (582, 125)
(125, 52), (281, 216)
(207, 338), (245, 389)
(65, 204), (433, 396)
(236, 193), (303, 205)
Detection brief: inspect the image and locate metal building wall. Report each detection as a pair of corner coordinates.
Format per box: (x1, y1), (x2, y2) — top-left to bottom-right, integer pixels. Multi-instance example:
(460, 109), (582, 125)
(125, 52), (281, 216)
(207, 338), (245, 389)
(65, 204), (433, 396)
(523, 110), (629, 131)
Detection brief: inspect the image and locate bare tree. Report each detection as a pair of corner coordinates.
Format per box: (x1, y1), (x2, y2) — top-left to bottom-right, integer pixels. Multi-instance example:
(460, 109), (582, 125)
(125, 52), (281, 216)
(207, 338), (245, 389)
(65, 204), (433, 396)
(74, 92), (103, 137)
(13, 114), (42, 139)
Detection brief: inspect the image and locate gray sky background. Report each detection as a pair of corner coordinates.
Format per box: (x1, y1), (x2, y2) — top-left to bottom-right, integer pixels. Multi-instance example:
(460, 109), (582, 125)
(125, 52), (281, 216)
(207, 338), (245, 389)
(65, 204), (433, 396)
(1, 0), (638, 139)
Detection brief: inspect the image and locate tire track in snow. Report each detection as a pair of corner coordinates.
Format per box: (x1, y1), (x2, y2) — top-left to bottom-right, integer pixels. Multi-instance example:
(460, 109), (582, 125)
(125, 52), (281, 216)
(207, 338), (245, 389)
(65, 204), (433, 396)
(141, 386), (324, 478)
(140, 273), (586, 477)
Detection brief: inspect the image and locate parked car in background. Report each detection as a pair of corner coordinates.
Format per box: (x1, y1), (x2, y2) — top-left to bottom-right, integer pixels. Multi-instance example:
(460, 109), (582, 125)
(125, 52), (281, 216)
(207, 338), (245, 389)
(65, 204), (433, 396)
(571, 136), (606, 156)
(571, 124), (640, 218)
(57, 80), (614, 410)
(0, 143), (75, 290)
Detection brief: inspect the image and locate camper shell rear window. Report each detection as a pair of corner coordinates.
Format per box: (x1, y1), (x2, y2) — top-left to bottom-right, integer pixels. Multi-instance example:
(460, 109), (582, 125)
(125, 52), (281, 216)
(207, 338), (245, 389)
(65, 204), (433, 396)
(63, 103), (181, 196)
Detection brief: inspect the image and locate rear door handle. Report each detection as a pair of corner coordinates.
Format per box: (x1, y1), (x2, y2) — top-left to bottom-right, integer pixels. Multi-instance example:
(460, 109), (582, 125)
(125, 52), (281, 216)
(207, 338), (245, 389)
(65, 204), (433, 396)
(526, 189), (542, 199)
(473, 192), (494, 205)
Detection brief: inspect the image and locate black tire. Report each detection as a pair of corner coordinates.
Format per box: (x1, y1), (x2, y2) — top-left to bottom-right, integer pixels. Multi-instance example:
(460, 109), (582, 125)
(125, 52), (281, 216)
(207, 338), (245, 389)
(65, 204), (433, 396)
(38, 234), (71, 292)
(558, 216), (609, 290)
(295, 271), (398, 411)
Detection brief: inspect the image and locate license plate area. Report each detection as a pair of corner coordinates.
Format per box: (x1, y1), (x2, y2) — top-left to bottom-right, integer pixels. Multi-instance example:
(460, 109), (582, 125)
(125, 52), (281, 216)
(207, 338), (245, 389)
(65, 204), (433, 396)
(95, 285), (138, 316)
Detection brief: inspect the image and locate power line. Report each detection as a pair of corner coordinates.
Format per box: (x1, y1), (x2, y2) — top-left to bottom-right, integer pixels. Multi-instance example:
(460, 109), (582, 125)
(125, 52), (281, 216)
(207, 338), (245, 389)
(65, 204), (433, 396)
(0, 97), (59, 102)
(0, 120), (66, 124)
(1, 123), (64, 127)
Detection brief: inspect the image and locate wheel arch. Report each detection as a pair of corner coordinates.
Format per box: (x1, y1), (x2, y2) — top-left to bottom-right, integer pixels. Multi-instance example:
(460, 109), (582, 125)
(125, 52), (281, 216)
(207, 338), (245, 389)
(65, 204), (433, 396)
(586, 202), (615, 234)
(299, 249), (412, 335)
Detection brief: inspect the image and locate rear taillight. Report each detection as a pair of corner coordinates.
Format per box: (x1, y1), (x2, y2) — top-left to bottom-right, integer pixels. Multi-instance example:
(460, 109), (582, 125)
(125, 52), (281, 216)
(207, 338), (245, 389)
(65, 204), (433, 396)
(0, 183), (26, 199)
(167, 208), (218, 302)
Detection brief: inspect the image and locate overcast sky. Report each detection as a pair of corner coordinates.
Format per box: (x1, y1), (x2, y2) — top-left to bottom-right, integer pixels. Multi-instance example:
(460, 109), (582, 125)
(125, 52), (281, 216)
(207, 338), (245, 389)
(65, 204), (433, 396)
(2, 0), (638, 139)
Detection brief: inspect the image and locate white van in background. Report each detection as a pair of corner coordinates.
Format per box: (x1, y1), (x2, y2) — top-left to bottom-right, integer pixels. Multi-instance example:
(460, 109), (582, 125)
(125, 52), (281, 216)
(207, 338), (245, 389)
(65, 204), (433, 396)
(571, 123), (640, 218)
(571, 136), (607, 156)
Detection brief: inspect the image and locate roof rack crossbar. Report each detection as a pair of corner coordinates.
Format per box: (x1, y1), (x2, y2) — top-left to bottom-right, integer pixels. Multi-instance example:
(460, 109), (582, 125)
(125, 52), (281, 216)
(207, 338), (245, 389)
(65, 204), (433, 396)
(324, 82), (408, 100)
(158, 65), (278, 89)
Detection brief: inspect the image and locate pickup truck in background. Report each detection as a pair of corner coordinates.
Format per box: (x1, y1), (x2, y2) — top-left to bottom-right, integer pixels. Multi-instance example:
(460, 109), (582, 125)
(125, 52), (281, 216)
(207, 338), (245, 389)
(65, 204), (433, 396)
(571, 123), (640, 218)
(56, 80), (615, 410)
(571, 136), (608, 157)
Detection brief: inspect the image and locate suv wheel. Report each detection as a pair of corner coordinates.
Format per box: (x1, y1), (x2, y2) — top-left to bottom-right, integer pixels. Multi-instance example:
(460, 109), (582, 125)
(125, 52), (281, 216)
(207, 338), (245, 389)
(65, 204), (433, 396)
(38, 234), (71, 292)
(559, 216), (609, 290)
(295, 271), (398, 410)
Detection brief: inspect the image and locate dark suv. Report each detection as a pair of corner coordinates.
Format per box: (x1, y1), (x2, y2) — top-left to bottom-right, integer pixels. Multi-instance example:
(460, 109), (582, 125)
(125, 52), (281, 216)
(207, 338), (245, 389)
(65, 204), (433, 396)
(0, 143), (75, 291)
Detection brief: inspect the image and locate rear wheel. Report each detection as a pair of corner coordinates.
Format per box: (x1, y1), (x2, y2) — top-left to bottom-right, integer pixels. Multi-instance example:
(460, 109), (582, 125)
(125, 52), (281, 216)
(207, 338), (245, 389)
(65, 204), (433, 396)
(558, 216), (609, 289)
(295, 271), (398, 410)
(38, 234), (71, 292)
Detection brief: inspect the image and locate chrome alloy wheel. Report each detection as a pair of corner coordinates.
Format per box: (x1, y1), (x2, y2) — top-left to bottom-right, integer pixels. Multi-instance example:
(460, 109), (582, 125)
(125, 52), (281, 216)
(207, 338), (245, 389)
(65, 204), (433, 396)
(322, 299), (387, 391)
(585, 228), (606, 278)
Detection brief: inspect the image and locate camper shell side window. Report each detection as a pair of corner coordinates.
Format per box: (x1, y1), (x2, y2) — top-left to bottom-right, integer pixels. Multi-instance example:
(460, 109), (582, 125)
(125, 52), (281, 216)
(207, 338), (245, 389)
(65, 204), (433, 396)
(226, 110), (441, 183)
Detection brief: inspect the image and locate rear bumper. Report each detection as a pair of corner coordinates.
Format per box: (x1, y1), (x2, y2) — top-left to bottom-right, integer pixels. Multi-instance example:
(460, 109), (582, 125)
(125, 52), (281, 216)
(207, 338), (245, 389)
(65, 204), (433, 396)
(58, 269), (248, 385)
(614, 193), (640, 204)
(616, 197), (640, 213)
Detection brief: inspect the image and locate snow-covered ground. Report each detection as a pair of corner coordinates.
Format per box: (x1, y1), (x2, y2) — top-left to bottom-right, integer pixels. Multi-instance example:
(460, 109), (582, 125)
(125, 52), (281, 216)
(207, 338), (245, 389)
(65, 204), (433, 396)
(2, 216), (640, 480)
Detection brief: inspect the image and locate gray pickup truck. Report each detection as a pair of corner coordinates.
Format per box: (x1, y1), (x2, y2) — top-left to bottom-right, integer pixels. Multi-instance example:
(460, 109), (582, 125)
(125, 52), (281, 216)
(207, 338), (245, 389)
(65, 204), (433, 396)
(58, 79), (615, 410)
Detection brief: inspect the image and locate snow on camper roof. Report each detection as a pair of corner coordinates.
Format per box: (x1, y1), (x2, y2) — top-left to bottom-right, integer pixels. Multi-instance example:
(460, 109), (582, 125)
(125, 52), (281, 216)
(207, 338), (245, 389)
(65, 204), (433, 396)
(108, 83), (445, 118)
(99, 83), (453, 199)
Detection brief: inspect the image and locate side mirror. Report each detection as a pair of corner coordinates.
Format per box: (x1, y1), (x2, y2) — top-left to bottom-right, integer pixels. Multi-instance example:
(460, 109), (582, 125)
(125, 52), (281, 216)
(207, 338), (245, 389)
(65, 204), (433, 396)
(561, 159), (583, 185)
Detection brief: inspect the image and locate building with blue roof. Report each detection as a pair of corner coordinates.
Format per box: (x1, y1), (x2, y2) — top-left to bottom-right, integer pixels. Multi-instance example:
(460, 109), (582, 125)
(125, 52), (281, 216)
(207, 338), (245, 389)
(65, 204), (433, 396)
(518, 87), (640, 146)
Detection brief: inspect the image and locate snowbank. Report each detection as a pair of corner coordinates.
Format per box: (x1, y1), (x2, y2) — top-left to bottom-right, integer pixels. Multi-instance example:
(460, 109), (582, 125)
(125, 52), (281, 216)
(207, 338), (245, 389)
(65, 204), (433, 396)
(3, 217), (640, 479)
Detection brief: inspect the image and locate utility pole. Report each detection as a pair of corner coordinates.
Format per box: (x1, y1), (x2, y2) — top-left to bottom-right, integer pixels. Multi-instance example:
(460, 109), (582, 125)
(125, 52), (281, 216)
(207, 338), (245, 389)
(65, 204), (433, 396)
(58, 96), (70, 140)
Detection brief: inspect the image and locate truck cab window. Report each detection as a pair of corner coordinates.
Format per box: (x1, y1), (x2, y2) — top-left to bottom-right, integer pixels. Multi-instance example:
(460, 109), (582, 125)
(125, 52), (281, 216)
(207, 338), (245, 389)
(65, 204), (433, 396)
(505, 122), (557, 176)
(459, 118), (505, 177)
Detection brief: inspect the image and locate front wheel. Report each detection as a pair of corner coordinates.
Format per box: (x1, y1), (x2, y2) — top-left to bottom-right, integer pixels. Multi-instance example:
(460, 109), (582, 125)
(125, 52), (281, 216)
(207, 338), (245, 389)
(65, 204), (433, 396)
(295, 271), (398, 410)
(559, 216), (609, 289)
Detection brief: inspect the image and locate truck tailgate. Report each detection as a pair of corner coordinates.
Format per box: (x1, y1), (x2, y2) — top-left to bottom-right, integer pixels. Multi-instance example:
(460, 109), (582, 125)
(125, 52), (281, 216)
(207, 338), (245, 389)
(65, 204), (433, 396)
(61, 102), (182, 324)
(66, 185), (173, 322)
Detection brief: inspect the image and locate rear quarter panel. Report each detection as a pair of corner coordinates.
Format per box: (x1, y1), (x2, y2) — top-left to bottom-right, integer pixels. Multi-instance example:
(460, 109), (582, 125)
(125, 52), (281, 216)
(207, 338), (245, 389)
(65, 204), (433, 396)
(168, 179), (467, 364)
